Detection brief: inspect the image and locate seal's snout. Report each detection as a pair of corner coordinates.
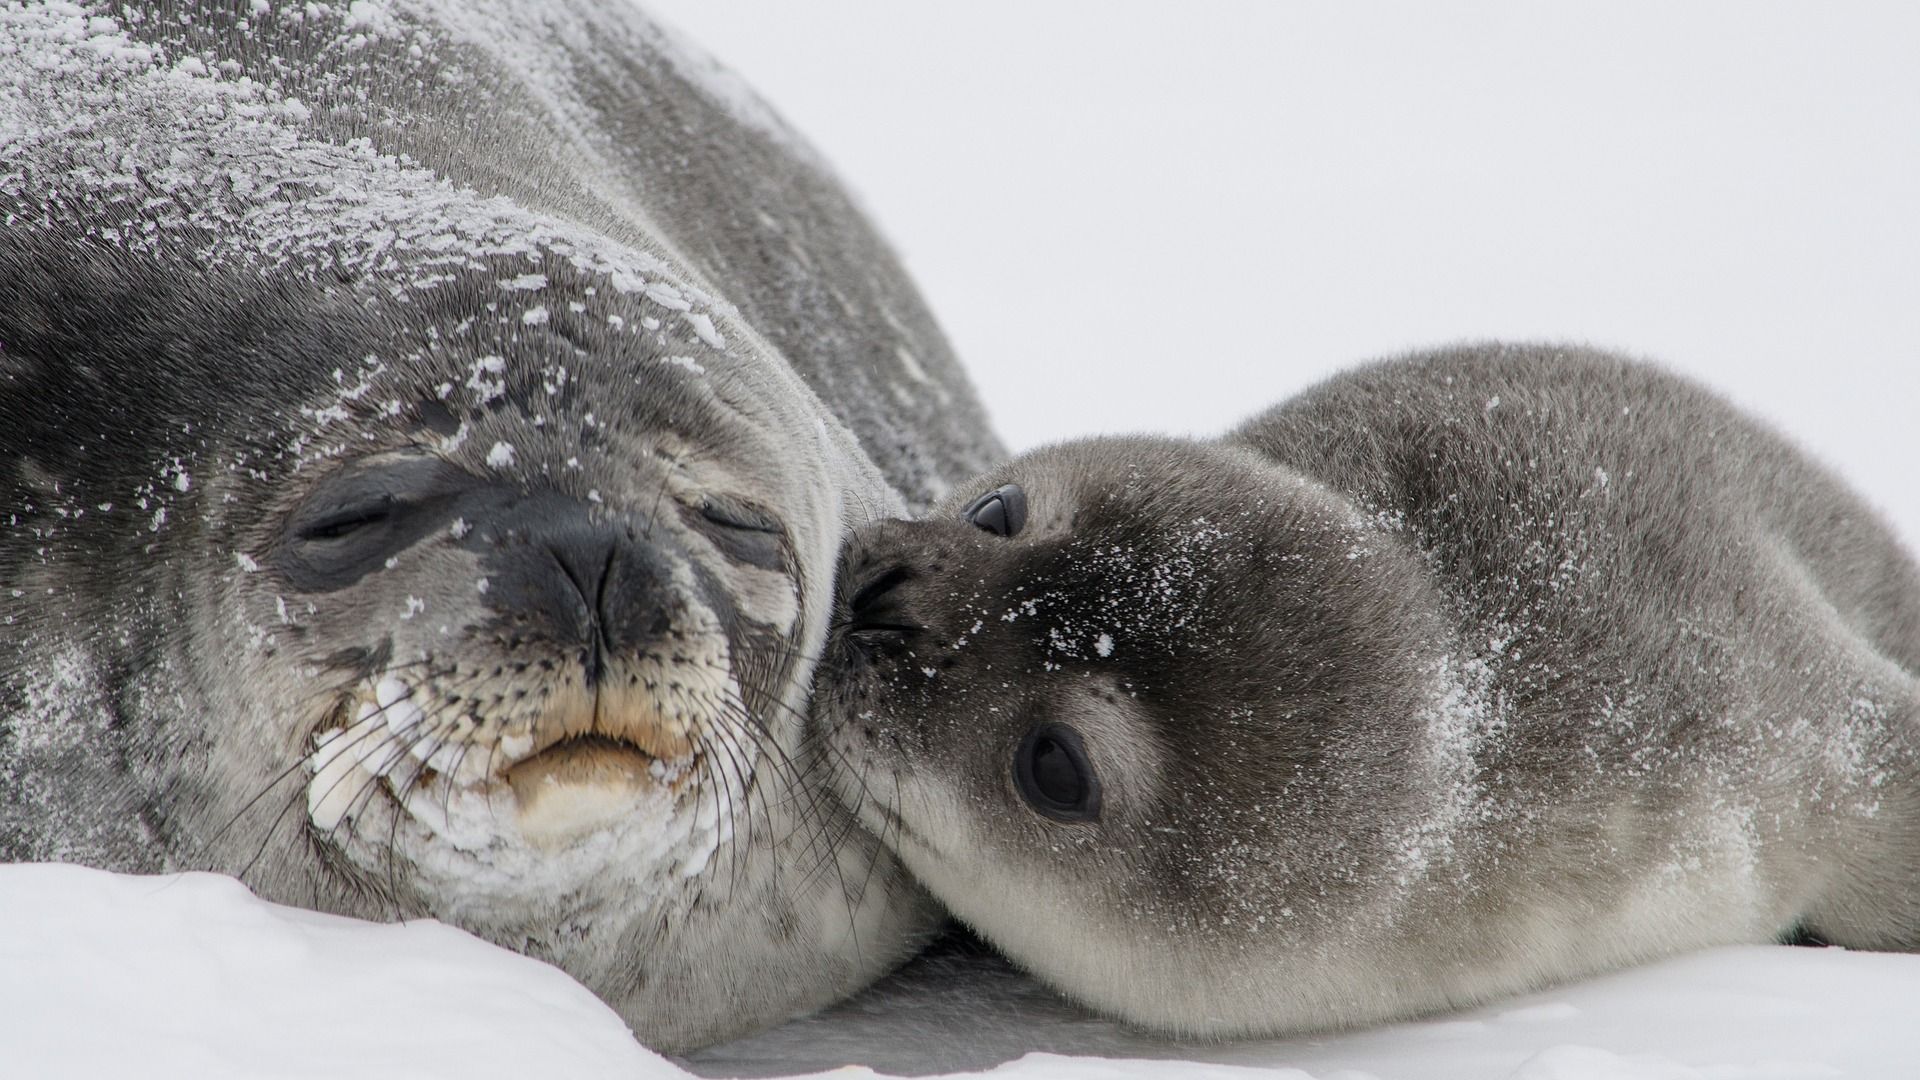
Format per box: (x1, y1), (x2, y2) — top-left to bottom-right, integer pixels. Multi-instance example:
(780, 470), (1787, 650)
(484, 498), (678, 670)
(833, 516), (997, 656)
(491, 516), (658, 691)
(299, 486), (737, 848)
(835, 560), (924, 660)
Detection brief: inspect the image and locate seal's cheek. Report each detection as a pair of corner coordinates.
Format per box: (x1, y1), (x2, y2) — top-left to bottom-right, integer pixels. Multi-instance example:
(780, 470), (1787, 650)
(699, 554), (800, 640)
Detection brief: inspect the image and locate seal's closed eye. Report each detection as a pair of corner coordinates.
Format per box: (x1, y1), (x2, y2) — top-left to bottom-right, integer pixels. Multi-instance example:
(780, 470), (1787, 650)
(299, 499), (394, 541)
(276, 453), (472, 590)
(691, 495), (786, 570)
(1014, 722), (1101, 823)
(963, 483), (1027, 537)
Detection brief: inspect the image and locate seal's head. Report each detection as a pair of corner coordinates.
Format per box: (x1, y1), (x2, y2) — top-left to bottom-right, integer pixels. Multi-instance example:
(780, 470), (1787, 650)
(224, 267), (834, 887)
(817, 436), (1460, 1033)
(0, 1), (957, 1047)
(1, 236), (934, 1048)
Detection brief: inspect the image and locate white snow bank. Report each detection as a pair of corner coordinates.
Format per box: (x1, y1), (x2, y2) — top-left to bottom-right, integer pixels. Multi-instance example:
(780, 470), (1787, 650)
(0, 863), (675, 1080)
(6, 864), (1919, 1079)
(704, 941), (1920, 1080)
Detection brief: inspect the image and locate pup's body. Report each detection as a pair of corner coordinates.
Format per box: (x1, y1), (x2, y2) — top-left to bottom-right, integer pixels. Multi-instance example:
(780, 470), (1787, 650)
(817, 343), (1920, 1037)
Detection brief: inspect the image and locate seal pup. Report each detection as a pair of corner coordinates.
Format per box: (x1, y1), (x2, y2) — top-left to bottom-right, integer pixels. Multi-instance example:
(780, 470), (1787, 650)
(816, 342), (1920, 1038)
(0, 1), (1001, 1051)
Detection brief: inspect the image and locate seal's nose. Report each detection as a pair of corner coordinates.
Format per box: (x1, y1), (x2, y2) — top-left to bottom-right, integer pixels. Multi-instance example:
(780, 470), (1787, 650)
(482, 498), (676, 686)
(543, 526), (617, 685)
(834, 517), (973, 653)
(847, 565), (918, 636)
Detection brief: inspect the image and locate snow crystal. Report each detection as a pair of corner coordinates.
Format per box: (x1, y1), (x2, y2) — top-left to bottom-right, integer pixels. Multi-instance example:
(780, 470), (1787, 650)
(486, 441), (516, 468)
(522, 305), (550, 325)
(1094, 633), (1114, 657)
(644, 282), (693, 311)
(340, 2), (398, 36)
(684, 312), (726, 350)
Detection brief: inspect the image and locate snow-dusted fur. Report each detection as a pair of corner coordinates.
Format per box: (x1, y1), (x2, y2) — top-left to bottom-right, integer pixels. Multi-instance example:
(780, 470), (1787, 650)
(817, 343), (1920, 1040)
(0, 0), (1001, 1052)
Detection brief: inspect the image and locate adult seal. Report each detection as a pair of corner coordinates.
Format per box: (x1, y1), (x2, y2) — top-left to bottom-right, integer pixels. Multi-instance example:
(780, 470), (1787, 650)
(818, 343), (1920, 1038)
(0, 0), (1001, 1053)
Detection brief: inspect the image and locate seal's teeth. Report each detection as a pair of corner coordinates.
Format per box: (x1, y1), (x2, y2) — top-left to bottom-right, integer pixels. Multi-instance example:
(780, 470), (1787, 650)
(406, 730), (438, 764)
(309, 732), (369, 832)
(385, 696), (426, 738)
(499, 730), (534, 762)
(310, 727), (351, 774)
(375, 676), (412, 711)
(382, 747), (424, 791)
(419, 739), (462, 772)
(364, 735), (408, 779)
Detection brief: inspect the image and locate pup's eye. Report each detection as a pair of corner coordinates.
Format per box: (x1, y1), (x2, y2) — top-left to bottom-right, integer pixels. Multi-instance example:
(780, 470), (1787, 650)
(1013, 722), (1100, 823)
(962, 483), (1027, 538)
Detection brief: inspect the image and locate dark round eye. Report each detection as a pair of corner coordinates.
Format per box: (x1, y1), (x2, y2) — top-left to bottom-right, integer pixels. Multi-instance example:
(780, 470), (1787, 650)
(1013, 723), (1100, 822)
(962, 483), (1027, 538)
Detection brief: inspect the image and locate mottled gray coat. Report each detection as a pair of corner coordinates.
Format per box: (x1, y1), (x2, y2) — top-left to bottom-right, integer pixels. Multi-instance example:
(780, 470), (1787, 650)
(821, 343), (1920, 1038)
(1, 0), (999, 1052)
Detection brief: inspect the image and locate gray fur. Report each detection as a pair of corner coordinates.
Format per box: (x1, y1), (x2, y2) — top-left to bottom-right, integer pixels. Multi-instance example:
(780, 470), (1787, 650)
(0, 1), (1002, 1052)
(817, 343), (1920, 1038)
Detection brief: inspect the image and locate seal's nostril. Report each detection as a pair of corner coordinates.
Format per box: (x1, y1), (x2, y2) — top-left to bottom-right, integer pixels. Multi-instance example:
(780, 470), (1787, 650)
(849, 566), (914, 616)
(846, 565), (922, 642)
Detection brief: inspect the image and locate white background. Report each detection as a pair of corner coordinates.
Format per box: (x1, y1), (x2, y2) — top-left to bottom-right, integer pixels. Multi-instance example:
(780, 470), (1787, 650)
(648, 0), (1920, 540)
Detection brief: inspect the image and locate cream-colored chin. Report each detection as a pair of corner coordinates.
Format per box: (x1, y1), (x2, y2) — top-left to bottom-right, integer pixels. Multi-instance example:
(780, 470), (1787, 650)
(505, 739), (675, 849)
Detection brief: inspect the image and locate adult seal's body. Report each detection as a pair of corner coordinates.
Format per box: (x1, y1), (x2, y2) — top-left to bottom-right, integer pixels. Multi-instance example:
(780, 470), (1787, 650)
(818, 344), (1920, 1038)
(0, 1), (1000, 1052)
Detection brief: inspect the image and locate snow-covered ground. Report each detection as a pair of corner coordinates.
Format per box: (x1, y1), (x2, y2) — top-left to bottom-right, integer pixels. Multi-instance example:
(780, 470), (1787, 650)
(10, 3), (1920, 1079)
(7, 863), (1920, 1079)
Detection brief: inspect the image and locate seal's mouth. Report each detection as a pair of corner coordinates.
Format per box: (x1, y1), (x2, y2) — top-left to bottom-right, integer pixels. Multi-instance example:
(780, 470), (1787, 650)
(306, 671), (705, 848)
